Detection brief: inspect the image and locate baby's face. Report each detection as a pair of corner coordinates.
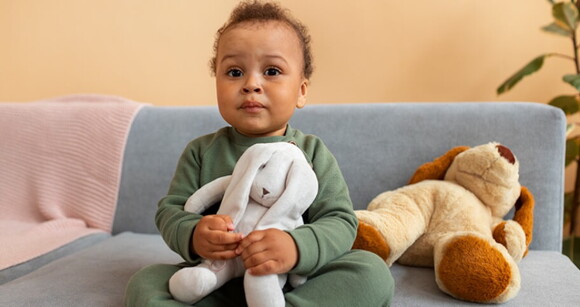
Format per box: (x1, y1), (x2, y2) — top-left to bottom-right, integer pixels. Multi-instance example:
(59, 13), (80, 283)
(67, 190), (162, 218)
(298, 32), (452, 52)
(215, 21), (308, 137)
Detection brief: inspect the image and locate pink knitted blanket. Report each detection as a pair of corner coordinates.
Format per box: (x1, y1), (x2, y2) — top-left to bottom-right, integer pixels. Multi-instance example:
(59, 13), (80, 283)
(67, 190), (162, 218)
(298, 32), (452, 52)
(0, 95), (144, 270)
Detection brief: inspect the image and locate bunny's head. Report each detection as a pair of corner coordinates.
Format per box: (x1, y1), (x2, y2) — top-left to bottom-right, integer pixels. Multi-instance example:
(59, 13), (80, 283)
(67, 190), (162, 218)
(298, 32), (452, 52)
(249, 148), (295, 208)
(218, 142), (318, 230)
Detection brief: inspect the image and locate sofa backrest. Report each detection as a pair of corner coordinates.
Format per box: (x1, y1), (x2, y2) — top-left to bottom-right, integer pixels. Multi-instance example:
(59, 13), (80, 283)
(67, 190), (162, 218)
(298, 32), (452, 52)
(114, 102), (566, 252)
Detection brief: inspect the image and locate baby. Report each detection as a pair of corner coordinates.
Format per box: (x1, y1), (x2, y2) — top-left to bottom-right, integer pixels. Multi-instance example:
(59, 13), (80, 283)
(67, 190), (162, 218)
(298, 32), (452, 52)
(125, 1), (394, 306)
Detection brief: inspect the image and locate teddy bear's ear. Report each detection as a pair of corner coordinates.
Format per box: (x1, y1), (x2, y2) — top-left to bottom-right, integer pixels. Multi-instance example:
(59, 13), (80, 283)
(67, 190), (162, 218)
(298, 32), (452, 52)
(408, 146), (470, 184)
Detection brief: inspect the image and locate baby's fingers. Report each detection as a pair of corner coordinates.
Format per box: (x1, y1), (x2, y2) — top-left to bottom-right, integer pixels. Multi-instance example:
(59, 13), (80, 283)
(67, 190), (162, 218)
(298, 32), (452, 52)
(235, 230), (264, 255)
(205, 215), (235, 232)
(208, 249), (238, 260)
(246, 258), (281, 276)
(208, 230), (243, 245)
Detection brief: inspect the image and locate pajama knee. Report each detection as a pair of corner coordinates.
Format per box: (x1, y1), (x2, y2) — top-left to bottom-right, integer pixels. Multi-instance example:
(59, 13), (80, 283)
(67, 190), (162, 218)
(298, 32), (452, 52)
(347, 250), (394, 306)
(284, 250), (394, 307)
(124, 264), (185, 307)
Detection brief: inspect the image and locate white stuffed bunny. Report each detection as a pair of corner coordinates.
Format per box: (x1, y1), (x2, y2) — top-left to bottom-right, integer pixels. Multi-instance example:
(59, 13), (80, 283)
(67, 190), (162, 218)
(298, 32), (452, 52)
(169, 142), (318, 307)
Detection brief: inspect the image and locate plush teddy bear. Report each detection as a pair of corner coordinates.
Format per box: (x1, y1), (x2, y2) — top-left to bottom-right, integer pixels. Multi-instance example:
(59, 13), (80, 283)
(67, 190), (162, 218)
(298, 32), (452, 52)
(169, 142), (318, 307)
(353, 142), (534, 303)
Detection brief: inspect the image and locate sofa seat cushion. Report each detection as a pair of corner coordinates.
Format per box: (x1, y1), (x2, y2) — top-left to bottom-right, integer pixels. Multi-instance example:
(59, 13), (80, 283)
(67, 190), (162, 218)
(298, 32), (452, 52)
(391, 251), (580, 306)
(1, 232), (579, 306)
(0, 233), (110, 285)
(0, 232), (181, 307)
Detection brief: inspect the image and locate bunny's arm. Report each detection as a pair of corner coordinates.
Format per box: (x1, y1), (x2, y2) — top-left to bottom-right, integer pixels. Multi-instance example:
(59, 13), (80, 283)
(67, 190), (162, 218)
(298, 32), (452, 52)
(184, 175), (232, 213)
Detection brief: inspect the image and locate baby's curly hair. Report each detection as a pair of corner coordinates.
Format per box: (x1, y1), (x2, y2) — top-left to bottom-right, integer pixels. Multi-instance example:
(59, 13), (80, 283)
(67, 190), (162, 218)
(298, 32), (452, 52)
(210, 0), (313, 79)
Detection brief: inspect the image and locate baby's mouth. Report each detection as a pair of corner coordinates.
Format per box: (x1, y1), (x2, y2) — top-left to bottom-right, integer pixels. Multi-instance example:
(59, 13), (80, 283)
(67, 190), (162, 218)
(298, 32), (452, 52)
(240, 101), (265, 113)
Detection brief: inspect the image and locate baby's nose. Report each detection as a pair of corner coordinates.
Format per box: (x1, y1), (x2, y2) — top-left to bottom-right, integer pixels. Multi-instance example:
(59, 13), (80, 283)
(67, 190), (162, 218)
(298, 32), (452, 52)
(243, 86), (262, 94)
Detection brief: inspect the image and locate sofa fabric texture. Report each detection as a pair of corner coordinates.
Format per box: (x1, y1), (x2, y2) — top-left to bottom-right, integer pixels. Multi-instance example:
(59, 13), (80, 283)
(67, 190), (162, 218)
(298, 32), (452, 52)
(1, 102), (579, 306)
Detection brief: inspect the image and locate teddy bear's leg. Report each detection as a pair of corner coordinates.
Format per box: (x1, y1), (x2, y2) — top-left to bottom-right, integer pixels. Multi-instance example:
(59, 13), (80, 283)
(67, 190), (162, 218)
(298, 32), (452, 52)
(353, 220), (391, 261)
(169, 260), (236, 304)
(244, 272), (286, 307)
(493, 220), (527, 262)
(433, 232), (521, 303)
(356, 187), (435, 265)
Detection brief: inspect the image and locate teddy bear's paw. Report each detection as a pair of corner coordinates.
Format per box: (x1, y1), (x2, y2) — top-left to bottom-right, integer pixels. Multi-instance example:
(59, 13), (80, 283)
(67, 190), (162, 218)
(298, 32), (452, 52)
(434, 233), (520, 303)
(169, 267), (217, 304)
(352, 221), (391, 262)
(493, 220), (527, 262)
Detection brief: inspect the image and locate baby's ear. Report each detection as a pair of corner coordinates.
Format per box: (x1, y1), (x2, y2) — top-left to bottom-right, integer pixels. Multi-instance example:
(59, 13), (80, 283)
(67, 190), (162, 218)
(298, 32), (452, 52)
(296, 80), (308, 109)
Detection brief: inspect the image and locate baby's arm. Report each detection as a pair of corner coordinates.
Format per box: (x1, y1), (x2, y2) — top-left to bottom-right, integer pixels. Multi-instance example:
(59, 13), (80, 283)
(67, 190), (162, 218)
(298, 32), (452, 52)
(287, 139), (358, 276)
(193, 214), (243, 260)
(156, 141), (216, 262)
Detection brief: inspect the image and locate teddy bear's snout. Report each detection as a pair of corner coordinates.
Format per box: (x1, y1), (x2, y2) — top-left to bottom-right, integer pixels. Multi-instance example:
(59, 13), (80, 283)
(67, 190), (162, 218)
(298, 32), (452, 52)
(262, 188), (270, 196)
(496, 145), (515, 165)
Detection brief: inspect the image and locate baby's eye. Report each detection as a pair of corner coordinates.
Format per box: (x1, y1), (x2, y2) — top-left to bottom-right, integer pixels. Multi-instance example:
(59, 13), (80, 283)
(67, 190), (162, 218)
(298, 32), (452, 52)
(264, 68), (281, 76)
(227, 69), (243, 78)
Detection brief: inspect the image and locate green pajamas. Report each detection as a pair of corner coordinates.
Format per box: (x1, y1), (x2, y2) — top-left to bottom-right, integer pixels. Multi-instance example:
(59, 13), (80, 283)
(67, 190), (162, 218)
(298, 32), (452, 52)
(125, 126), (394, 306)
(125, 250), (393, 307)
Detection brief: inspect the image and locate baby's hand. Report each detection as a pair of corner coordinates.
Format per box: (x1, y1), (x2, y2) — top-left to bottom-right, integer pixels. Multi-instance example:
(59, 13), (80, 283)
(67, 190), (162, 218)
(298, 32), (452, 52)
(193, 215), (242, 260)
(236, 228), (298, 276)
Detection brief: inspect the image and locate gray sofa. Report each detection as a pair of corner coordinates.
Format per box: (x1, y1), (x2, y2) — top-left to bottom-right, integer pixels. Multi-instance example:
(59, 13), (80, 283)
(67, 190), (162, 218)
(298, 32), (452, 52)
(2, 102), (580, 306)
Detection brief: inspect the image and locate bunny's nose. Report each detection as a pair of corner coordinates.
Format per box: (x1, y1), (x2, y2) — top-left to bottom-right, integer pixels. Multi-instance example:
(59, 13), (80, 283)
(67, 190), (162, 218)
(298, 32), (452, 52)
(262, 188), (270, 196)
(496, 144), (516, 164)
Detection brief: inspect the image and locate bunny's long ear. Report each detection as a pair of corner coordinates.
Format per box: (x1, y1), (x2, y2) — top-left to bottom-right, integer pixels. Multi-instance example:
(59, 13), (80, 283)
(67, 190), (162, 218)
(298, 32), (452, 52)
(257, 148), (318, 230)
(217, 144), (275, 228)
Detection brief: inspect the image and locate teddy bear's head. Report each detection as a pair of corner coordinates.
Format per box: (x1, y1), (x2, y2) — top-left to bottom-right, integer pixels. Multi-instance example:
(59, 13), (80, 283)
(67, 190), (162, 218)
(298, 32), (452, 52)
(444, 142), (521, 217)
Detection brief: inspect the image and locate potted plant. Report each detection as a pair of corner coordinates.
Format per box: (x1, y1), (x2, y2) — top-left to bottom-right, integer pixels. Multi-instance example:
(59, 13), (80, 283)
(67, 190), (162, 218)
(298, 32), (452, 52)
(497, 0), (579, 267)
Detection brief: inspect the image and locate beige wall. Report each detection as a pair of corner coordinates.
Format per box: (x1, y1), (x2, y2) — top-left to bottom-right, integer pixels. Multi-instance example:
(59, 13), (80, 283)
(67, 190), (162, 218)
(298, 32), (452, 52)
(2, 1), (580, 229)
(0, 0), (574, 106)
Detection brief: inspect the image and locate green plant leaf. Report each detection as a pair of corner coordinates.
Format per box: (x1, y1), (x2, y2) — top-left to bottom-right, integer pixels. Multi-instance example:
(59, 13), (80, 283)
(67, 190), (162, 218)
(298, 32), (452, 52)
(497, 55), (548, 95)
(542, 22), (572, 36)
(567, 123), (577, 137)
(565, 191), (573, 223)
(549, 95), (580, 115)
(553, 2), (579, 31)
(564, 74), (580, 91)
(566, 138), (580, 166)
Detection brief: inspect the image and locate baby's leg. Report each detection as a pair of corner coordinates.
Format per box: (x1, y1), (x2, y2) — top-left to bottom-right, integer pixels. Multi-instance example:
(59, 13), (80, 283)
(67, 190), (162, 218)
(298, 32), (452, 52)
(285, 250), (393, 307)
(124, 263), (187, 306)
(125, 263), (248, 307)
(169, 259), (239, 304)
